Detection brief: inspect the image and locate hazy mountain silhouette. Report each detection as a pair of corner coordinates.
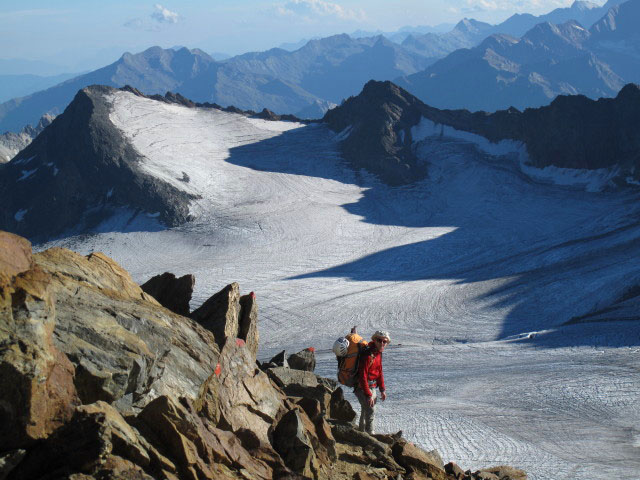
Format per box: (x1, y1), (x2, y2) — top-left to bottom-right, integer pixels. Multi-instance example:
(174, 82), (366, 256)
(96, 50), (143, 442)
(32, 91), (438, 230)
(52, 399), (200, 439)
(396, 0), (640, 112)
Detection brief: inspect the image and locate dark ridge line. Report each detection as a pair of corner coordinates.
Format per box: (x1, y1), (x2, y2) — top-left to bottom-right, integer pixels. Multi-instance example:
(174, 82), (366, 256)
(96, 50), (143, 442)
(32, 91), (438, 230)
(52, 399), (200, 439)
(119, 85), (313, 124)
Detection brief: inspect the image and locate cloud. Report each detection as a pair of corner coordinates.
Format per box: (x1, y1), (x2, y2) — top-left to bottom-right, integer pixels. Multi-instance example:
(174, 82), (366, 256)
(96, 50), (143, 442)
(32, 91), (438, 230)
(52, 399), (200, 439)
(124, 4), (180, 30)
(461, 0), (571, 13)
(277, 0), (365, 21)
(151, 4), (180, 24)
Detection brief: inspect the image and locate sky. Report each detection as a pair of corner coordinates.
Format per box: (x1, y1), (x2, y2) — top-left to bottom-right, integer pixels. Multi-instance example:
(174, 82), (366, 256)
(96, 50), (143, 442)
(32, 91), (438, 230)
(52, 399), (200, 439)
(1, 0), (605, 74)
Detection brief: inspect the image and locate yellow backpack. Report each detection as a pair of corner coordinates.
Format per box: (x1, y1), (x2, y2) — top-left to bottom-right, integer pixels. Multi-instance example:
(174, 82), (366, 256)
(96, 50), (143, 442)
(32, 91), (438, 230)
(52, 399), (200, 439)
(334, 331), (369, 387)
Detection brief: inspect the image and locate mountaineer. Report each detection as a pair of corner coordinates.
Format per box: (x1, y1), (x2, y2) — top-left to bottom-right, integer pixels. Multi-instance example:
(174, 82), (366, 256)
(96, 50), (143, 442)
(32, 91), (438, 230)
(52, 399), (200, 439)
(353, 330), (390, 434)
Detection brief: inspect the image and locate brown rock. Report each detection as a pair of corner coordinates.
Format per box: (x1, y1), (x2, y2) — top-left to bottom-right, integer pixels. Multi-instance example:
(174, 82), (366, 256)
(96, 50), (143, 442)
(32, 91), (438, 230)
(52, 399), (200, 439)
(483, 465), (527, 480)
(445, 461), (466, 479)
(31, 246), (220, 413)
(239, 292), (259, 360)
(474, 471), (500, 480)
(195, 338), (283, 445)
(36, 248), (160, 305)
(268, 366), (319, 390)
(372, 431), (403, 445)
(288, 348), (316, 372)
(273, 409), (317, 478)
(0, 265), (78, 450)
(392, 441), (446, 479)
(0, 231), (32, 278)
(297, 397), (322, 420)
(354, 472), (381, 480)
(314, 415), (337, 462)
(9, 400), (155, 479)
(329, 387), (356, 423)
(190, 282), (241, 350)
(141, 272), (195, 316)
(331, 423), (403, 471)
(138, 395), (273, 480)
(316, 375), (338, 392)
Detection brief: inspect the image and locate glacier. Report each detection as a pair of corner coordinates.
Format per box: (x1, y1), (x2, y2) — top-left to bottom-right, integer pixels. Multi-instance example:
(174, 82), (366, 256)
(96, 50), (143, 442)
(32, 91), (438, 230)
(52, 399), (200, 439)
(39, 90), (640, 480)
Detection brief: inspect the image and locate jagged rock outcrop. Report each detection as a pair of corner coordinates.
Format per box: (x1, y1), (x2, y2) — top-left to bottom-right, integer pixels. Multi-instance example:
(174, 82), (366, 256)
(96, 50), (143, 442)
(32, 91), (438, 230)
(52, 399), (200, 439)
(325, 80), (640, 185)
(288, 347), (317, 372)
(0, 230), (528, 480)
(0, 85), (197, 242)
(141, 271), (195, 316)
(323, 80), (428, 186)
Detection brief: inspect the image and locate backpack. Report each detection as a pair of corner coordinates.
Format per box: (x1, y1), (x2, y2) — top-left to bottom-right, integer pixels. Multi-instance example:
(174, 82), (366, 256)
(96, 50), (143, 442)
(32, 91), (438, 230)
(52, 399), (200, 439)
(333, 332), (369, 387)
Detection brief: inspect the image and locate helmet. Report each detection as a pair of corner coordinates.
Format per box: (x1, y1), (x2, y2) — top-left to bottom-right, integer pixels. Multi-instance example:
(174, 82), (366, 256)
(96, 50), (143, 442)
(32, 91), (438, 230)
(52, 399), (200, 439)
(372, 330), (391, 344)
(332, 337), (349, 357)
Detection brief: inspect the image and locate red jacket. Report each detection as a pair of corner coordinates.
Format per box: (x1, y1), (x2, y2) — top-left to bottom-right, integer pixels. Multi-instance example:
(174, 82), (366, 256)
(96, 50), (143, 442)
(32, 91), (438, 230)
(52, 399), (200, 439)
(358, 341), (385, 397)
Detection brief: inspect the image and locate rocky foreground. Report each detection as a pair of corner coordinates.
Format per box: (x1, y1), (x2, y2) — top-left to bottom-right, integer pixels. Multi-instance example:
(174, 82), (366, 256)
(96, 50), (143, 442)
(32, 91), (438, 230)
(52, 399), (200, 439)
(0, 230), (526, 480)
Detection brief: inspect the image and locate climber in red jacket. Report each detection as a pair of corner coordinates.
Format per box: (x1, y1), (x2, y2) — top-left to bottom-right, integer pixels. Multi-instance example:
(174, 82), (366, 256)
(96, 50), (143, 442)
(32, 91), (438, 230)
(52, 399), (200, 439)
(354, 330), (390, 434)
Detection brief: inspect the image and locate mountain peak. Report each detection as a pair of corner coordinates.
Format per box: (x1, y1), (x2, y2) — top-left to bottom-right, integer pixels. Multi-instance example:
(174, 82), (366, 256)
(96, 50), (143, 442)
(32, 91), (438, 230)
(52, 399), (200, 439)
(323, 80), (429, 185)
(571, 0), (599, 10)
(454, 17), (492, 34)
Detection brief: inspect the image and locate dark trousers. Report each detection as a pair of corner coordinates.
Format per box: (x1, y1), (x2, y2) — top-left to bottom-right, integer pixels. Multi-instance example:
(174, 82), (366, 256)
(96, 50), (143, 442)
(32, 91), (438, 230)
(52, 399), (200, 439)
(354, 386), (377, 434)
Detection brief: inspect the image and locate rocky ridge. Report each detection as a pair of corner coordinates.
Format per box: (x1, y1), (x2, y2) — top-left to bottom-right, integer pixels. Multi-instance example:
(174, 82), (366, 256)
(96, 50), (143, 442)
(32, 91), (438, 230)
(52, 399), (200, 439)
(0, 229), (528, 480)
(0, 85), (200, 242)
(0, 113), (54, 163)
(0, 84), (309, 243)
(324, 80), (640, 185)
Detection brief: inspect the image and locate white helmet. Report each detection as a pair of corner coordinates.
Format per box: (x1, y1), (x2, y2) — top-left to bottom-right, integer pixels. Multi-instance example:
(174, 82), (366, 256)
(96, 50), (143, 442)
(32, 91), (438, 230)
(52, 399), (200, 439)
(332, 337), (349, 357)
(372, 330), (391, 344)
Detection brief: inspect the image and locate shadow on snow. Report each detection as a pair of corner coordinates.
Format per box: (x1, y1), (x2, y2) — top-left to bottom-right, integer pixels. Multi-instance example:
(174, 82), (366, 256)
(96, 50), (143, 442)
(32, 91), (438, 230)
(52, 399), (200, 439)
(224, 124), (640, 348)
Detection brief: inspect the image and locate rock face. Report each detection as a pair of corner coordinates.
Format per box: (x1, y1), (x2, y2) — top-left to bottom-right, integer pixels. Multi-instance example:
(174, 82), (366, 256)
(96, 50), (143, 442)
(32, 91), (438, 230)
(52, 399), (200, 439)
(0, 230), (528, 480)
(289, 347), (317, 372)
(0, 237), (78, 450)
(325, 80), (640, 185)
(323, 80), (428, 186)
(0, 85), (196, 242)
(141, 271), (195, 316)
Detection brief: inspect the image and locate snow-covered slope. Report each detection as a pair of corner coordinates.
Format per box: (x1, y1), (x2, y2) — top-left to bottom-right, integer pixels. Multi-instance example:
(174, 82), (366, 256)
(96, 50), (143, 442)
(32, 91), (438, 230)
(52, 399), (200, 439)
(40, 90), (640, 480)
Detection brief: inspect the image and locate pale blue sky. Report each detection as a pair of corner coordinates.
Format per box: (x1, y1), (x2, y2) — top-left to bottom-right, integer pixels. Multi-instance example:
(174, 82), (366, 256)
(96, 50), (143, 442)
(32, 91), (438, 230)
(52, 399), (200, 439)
(1, 0), (600, 73)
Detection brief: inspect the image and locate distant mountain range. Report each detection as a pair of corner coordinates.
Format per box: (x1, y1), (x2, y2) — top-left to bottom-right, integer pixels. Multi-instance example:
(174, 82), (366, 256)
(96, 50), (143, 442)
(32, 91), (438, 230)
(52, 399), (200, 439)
(397, 0), (640, 111)
(0, 114), (54, 164)
(0, 0), (636, 135)
(0, 36), (433, 133)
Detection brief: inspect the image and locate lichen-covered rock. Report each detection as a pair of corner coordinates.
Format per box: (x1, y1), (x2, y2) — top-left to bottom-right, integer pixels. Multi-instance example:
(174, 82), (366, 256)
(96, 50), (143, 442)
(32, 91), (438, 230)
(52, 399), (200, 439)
(0, 256), (78, 450)
(141, 271), (195, 316)
(33, 246), (220, 413)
